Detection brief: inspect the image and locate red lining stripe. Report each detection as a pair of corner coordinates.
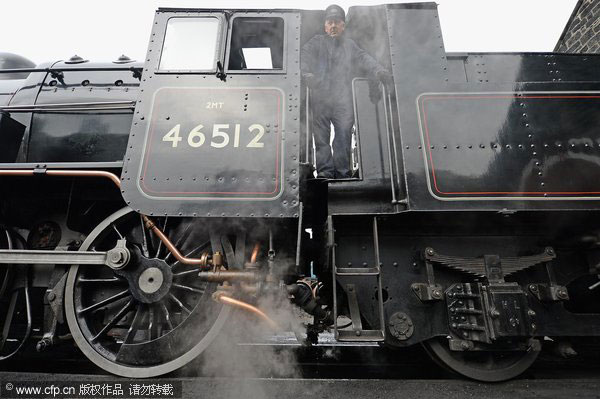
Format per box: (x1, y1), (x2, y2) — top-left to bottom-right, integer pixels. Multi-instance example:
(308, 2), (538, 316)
(140, 87), (282, 197)
(420, 94), (600, 196)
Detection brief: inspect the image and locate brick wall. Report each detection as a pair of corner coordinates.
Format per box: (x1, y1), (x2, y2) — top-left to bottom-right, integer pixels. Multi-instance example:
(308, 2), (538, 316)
(555, 0), (600, 53)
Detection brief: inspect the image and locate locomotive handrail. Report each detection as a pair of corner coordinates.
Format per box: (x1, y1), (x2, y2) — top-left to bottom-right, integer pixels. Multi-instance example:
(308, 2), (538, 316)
(0, 67), (142, 74)
(386, 89), (404, 204)
(305, 86), (312, 164)
(381, 84), (398, 205)
(0, 66), (143, 81)
(0, 101), (136, 113)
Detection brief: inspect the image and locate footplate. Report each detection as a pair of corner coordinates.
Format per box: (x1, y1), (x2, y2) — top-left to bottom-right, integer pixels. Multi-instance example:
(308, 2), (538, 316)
(447, 282), (536, 344)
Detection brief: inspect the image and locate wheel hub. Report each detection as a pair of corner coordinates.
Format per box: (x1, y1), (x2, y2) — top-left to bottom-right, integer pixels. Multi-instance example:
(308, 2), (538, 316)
(138, 267), (164, 294)
(115, 246), (173, 304)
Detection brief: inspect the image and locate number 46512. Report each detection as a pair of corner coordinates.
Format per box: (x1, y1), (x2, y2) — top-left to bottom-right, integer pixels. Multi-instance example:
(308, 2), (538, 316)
(162, 123), (266, 149)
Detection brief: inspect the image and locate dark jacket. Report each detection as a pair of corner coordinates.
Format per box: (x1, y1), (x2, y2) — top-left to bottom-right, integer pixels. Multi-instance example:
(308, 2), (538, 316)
(301, 34), (385, 105)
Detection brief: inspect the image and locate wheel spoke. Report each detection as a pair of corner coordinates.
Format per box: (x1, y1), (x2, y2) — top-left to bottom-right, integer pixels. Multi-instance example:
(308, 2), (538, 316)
(139, 215), (151, 258)
(77, 277), (126, 284)
(112, 224), (124, 240)
(123, 305), (144, 344)
(163, 222), (196, 263)
(148, 305), (158, 340)
(91, 299), (135, 343)
(161, 303), (174, 331)
(172, 283), (204, 294)
(173, 268), (203, 278)
(78, 290), (130, 315)
(155, 217), (169, 259)
(169, 293), (192, 314)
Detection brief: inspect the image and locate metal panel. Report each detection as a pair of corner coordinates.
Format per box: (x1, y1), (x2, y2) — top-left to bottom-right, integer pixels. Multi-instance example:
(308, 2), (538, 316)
(27, 62), (140, 163)
(386, 4), (600, 211)
(121, 10), (301, 218)
(417, 91), (600, 201)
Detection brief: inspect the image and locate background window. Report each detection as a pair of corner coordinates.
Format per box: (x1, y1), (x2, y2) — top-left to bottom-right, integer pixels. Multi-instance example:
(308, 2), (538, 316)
(228, 17), (284, 70)
(159, 17), (219, 71)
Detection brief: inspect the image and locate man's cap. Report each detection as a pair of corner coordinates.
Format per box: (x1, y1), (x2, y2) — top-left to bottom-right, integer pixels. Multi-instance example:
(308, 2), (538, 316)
(325, 4), (345, 22)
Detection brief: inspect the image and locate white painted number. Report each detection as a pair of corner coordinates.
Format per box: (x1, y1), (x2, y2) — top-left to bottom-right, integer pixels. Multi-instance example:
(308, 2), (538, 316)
(211, 124), (230, 148)
(247, 124), (265, 148)
(162, 124), (182, 148)
(162, 123), (268, 149)
(187, 124), (206, 148)
(233, 124), (240, 148)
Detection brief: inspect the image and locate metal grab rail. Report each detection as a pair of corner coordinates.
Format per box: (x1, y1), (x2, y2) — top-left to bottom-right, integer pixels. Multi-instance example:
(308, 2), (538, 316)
(0, 67), (142, 81)
(0, 67), (141, 74)
(305, 86), (313, 165)
(381, 84), (398, 204)
(0, 101), (136, 113)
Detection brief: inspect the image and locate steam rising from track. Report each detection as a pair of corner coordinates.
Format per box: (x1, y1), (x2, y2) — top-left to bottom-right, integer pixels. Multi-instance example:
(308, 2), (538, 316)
(193, 290), (304, 398)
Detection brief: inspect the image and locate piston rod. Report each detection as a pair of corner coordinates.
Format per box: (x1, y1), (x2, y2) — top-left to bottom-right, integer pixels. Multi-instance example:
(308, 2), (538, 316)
(0, 249), (116, 267)
(0, 239), (130, 269)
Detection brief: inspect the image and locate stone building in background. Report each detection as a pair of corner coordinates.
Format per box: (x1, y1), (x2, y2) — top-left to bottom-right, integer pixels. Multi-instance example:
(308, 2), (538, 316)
(555, 0), (600, 53)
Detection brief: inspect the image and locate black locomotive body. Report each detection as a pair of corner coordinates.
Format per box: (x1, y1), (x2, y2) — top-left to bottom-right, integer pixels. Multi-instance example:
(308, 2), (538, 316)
(1, 2), (600, 381)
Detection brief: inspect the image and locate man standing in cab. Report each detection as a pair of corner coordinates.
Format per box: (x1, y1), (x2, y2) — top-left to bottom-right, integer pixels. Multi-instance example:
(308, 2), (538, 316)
(302, 4), (393, 179)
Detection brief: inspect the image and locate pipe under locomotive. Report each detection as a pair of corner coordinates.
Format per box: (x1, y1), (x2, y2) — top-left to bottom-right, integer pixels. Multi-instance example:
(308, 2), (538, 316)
(1, 2), (600, 382)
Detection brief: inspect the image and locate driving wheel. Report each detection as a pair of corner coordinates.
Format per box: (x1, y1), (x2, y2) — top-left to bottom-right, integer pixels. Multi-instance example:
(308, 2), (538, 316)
(65, 207), (231, 377)
(423, 337), (540, 382)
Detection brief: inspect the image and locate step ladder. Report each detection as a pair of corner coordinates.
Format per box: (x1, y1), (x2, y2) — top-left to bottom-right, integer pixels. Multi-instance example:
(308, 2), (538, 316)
(331, 216), (385, 342)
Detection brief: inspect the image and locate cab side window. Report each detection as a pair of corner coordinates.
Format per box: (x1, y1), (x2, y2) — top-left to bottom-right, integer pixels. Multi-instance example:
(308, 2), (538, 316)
(159, 17), (220, 71)
(228, 17), (284, 70)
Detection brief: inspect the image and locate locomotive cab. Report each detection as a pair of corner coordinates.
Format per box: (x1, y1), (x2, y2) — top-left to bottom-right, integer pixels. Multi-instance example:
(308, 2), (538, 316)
(121, 9), (302, 218)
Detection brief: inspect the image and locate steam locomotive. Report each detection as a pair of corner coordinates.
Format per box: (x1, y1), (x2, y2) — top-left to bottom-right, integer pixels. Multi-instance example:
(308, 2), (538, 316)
(1, 2), (600, 382)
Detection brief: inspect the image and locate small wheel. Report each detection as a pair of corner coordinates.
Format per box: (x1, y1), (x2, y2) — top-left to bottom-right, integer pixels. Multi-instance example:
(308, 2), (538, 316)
(423, 337), (540, 382)
(65, 207), (231, 378)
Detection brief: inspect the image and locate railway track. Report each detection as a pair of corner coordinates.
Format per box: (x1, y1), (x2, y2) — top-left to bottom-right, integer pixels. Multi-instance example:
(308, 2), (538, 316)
(1, 339), (599, 381)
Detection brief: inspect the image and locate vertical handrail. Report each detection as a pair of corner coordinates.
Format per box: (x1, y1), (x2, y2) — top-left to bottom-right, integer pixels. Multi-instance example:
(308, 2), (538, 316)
(381, 84), (398, 204)
(387, 91), (403, 201)
(373, 217), (385, 337)
(305, 86), (312, 164)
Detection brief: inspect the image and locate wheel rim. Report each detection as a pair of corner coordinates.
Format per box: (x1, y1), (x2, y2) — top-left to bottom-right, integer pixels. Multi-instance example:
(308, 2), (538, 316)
(423, 337), (540, 382)
(65, 207), (231, 378)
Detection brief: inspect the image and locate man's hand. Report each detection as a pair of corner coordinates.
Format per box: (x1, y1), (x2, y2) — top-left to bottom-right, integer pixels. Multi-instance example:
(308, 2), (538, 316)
(302, 73), (316, 89)
(376, 70), (394, 90)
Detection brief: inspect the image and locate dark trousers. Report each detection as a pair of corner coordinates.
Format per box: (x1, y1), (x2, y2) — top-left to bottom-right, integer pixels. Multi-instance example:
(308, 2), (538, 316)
(312, 99), (354, 178)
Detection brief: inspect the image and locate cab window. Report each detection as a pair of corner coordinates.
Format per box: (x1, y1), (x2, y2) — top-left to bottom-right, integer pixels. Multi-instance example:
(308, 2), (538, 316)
(159, 17), (220, 71)
(228, 17), (284, 70)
